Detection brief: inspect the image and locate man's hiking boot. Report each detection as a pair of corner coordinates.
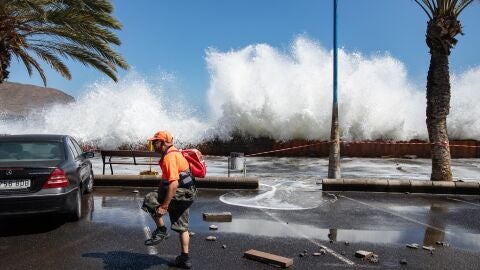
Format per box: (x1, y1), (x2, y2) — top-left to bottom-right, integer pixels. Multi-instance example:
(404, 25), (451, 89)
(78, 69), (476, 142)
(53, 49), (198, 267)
(144, 227), (169, 246)
(167, 254), (192, 269)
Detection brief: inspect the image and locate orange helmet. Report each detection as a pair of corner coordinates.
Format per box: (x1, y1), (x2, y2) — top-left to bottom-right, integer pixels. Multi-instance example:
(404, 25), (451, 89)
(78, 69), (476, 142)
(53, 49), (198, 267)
(148, 130), (173, 144)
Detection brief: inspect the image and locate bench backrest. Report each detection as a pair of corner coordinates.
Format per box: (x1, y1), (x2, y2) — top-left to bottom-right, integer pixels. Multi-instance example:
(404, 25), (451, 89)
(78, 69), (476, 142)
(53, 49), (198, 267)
(101, 150), (162, 158)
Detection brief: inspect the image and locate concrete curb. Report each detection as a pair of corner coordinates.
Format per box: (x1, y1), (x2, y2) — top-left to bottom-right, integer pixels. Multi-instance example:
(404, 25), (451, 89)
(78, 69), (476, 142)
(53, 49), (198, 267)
(321, 178), (480, 195)
(94, 175), (259, 189)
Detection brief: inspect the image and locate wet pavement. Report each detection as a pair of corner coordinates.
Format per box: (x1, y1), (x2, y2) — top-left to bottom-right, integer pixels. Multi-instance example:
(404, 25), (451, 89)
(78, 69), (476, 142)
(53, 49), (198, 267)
(1, 187), (480, 269)
(1, 157), (480, 269)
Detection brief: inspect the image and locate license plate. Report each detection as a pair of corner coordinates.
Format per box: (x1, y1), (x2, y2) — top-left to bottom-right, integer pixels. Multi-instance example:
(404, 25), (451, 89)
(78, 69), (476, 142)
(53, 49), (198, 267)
(0, 179), (31, 190)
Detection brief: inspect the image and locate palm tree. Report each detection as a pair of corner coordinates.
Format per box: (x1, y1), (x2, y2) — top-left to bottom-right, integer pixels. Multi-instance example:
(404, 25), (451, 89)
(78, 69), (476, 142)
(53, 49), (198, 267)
(414, 0), (474, 181)
(0, 0), (128, 86)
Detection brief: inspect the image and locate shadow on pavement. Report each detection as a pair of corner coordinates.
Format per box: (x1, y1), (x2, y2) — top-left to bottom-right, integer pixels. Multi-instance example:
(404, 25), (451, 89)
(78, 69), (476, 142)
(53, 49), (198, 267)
(83, 251), (170, 270)
(0, 214), (65, 236)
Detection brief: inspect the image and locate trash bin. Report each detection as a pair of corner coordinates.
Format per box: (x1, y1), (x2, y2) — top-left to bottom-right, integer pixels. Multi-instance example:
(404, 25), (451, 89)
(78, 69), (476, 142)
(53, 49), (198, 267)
(229, 152), (244, 170)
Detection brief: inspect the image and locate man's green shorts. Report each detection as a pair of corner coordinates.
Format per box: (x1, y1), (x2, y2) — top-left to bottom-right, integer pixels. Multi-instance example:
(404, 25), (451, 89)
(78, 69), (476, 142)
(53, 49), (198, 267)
(141, 185), (197, 232)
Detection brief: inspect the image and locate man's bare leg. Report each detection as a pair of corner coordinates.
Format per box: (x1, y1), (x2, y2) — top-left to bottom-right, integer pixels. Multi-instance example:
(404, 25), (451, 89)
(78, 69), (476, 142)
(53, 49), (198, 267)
(180, 231), (190, 253)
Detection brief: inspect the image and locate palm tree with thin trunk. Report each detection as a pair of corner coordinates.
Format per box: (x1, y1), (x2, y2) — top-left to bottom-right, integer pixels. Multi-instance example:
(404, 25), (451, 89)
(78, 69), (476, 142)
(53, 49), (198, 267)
(0, 0), (128, 86)
(414, 0), (474, 181)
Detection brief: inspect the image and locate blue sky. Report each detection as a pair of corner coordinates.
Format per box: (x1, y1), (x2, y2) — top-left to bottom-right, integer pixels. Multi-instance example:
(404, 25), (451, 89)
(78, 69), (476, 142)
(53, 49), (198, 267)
(7, 0), (480, 109)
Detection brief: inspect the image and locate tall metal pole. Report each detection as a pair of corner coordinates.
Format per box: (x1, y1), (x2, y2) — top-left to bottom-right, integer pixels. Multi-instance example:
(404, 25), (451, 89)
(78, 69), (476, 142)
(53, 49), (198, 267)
(328, 0), (341, 179)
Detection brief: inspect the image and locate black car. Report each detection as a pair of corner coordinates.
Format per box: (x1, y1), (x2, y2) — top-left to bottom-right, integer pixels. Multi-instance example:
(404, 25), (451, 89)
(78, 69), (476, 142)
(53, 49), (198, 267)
(0, 134), (94, 221)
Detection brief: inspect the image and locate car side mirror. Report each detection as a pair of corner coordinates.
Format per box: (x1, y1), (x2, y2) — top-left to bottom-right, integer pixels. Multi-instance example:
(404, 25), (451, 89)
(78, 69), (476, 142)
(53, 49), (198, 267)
(83, 152), (94, 159)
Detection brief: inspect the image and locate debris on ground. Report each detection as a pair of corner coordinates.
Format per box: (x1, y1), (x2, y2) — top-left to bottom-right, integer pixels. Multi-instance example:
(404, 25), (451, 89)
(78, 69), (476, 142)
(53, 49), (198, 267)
(206, 236), (217, 241)
(406, 243), (419, 249)
(188, 231), (195, 237)
(436, 241), (450, 247)
(329, 239), (334, 243)
(132, 189), (139, 193)
(244, 249), (293, 268)
(344, 241), (350, 246)
(209, 224), (218, 230)
(313, 252), (321, 256)
(400, 259), (408, 265)
(341, 251), (346, 255)
(203, 212), (232, 222)
(355, 250), (373, 258)
(222, 244), (227, 249)
(319, 249), (326, 255)
(422, 246), (435, 252)
(299, 253), (305, 257)
(367, 254), (379, 263)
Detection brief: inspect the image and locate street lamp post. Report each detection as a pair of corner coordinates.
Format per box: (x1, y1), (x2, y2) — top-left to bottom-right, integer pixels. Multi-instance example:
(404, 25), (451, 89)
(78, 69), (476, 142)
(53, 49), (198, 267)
(328, 0), (341, 179)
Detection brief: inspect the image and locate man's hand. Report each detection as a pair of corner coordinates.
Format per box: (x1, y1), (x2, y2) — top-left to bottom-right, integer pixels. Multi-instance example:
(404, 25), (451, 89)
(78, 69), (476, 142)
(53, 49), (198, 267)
(156, 205), (168, 216)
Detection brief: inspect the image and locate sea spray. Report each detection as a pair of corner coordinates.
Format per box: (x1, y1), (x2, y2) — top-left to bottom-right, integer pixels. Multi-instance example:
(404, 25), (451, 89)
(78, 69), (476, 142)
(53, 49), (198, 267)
(0, 37), (479, 148)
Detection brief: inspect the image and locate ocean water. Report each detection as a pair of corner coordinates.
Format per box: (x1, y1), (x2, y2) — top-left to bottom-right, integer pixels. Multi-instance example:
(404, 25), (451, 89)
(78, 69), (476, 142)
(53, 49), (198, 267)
(1, 37), (480, 148)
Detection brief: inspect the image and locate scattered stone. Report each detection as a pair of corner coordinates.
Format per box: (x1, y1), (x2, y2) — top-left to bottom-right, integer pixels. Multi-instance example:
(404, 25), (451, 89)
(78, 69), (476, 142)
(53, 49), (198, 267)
(244, 249), (294, 268)
(400, 259), (408, 265)
(367, 254), (379, 263)
(222, 244), (227, 249)
(299, 253), (305, 257)
(422, 246), (435, 252)
(188, 231), (195, 237)
(132, 189), (139, 193)
(329, 239), (334, 243)
(319, 249), (327, 255)
(406, 243), (419, 249)
(355, 250), (373, 258)
(313, 253), (321, 256)
(209, 225), (218, 230)
(303, 250), (308, 254)
(436, 241), (450, 247)
(206, 236), (217, 241)
(396, 166), (403, 171)
(203, 212), (232, 222)
(344, 241), (350, 246)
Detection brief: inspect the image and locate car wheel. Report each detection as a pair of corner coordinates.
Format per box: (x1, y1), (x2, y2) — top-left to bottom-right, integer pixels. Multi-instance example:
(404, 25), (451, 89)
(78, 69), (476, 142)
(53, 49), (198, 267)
(85, 172), (94, 194)
(68, 188), (82, 222)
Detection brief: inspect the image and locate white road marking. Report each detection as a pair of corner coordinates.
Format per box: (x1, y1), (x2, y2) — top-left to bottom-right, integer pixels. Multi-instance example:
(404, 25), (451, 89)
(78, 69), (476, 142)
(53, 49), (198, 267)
(447, 197), (480, 207)
(261, 209), (355, 266)
(339, 195), (447, 234)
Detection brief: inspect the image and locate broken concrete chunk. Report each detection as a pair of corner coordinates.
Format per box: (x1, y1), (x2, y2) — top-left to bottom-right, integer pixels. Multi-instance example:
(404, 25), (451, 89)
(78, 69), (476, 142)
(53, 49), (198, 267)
(203, 212), (232, 222)
(244, 249), (293, 268)
(313, 253), (321, 256)
(422, 246), (435, 251)
(298, 253), (305, 257)
(355, 250), (373, 258)
(367, 254), (379, 263)
(400, 259), (407, 265)
(406, 243), (419, 249)
(222, 244), (227, 249)
(209, 224), (218, 230)
(206, 236), (217, 241)
(319, 249), (326, 255)
(436, 241), (450, 247)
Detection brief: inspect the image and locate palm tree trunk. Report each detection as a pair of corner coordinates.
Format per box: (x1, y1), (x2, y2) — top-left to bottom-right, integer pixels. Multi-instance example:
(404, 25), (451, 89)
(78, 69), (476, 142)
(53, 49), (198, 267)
(426, 49), (452, 181)
(0, 39), (11, 83)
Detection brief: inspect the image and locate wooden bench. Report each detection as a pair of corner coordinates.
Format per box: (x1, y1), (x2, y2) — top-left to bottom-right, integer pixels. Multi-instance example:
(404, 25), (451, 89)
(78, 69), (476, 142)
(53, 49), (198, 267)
(100, 150), (162, 175)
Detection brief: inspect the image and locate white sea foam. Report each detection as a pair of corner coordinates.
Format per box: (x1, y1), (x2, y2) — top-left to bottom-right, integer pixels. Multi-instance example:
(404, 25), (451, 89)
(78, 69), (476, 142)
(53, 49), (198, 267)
(1, 37), (479, 148)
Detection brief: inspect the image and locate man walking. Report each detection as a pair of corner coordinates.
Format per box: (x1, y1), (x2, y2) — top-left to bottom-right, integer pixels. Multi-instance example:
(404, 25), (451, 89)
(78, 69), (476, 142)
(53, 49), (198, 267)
(142, 130), (196, 269)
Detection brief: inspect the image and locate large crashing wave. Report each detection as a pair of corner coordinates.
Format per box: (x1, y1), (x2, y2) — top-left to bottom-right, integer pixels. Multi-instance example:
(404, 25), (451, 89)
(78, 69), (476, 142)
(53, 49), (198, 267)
(207, 37), (480, 142)
(1, 37), (479, 148)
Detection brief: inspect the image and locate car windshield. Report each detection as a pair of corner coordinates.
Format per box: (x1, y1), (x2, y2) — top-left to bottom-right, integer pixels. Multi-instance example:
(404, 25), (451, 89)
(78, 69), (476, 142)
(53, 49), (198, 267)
(0, 142), (64, 161)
